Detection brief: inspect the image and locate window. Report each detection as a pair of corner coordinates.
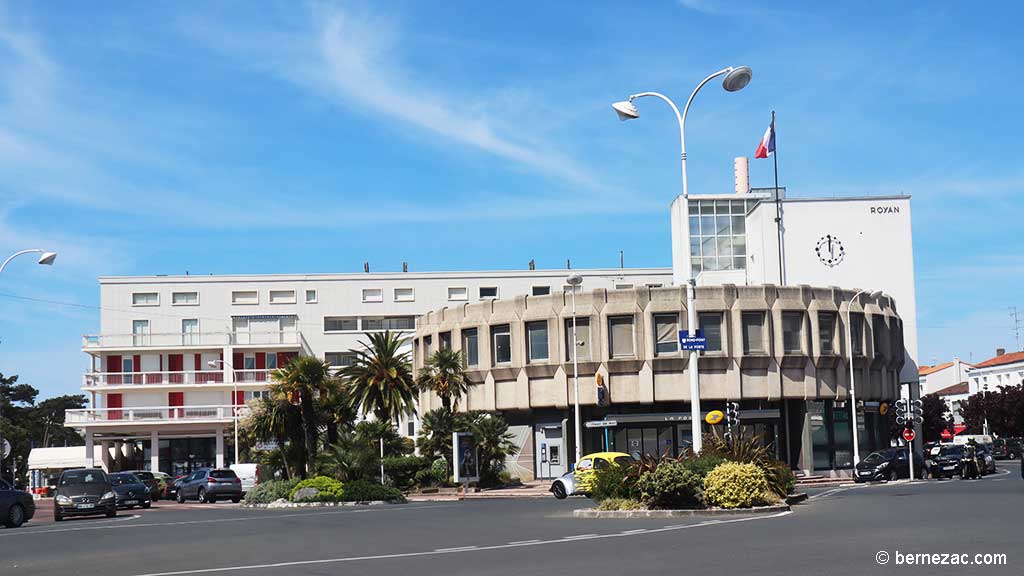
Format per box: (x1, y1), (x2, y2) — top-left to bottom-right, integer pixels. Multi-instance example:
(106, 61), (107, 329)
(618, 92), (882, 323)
(243, 354), (256, 370)
(698, 312), (723, 352)
(491, 325), (512, 365)
(439, 332), (452, 350)
(532, 286), (551, 296)
(526, 321), (549, 362)
(394, 288), (415, 302)
(122, 357), (133, 373)
(266, 353), (278, 370)
(688, 198), (753, 275)
(182, 319), (199, 345)
(479, 286), (498, 299)
(305, 289), (317, 303)
(654, 314), (679, 355)
(132, 292), (159, 306)
(742, 312), (766, 354)
(614, 284), (634, 290)
(132, 320), (150, 346)
(232, 291), (258, 305)
(609, 316), (635, 358)
(324, 316), (358, 332)
(872, 316), (886, 358)
(325, 352), (357, 367)
(171, 292), (198, 306)
(407, 421), (415, 437)
(268, 290), (295, 304)
(361, 288), (383, 303)
(362, 316), (415, 331)
(564, 318), (591, 361)
(448, 287), (468, 301)
(818, 312), (836, 354)
(782, 312), (804, 354)
(850, 313), (865, 356)
(461, 328), (479, 367)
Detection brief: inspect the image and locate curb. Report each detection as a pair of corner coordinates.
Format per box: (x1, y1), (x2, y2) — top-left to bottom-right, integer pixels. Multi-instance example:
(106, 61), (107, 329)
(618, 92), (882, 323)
(242, 500), (404, 509)
(573, 504), (790, 519)
(785, 493), (808, 505)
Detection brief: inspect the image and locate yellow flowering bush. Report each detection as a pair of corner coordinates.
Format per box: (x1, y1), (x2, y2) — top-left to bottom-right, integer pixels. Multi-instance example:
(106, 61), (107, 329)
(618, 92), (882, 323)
(702, 462), (772, 509)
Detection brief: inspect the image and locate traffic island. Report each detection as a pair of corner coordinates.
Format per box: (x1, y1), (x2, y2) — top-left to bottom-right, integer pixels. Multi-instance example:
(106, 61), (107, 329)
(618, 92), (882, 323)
(243, 498), (405, 509)
(574, 504), (791, 519)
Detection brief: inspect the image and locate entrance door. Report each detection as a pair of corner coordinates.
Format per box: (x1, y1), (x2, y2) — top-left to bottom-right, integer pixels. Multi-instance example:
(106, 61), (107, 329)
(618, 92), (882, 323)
(535, 426), (565, 480)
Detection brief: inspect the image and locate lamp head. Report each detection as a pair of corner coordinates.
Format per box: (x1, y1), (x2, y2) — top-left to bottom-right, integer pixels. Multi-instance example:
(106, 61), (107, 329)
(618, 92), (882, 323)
(38, 251), (57, 266)
(207, 360), (221, 368)
(722, 66), (753, 92)
(870, 290), (884, 299)
(566, 273), (584, 286)
(611, 100), (639, 121)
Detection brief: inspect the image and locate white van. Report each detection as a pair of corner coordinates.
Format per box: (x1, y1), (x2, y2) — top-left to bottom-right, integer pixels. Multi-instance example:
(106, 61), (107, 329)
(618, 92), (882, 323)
(229, 463), (260, 494)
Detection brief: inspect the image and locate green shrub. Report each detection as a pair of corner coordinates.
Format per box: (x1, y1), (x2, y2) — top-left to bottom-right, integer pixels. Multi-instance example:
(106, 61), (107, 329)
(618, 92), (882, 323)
(597, 497), (645, 511)
(636, 461), (704, 509)
(414, 457), (449, 487)
(764, 460), (797, 497)
(703, 462), (771, 509)
(383, 455), (431, 489)
(244, 478), (300, 504)
(289, 476), (345, 502)
(683, 454), (727, 479)
(591, 463), (639, 502)
(341, 479), (406, 502)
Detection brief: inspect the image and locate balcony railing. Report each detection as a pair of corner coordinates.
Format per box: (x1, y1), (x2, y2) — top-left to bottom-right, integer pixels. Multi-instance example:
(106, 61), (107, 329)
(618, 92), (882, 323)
(65, 404), (249, 424)
(84, 371), (228, 388)
(82, 330), (300, 349)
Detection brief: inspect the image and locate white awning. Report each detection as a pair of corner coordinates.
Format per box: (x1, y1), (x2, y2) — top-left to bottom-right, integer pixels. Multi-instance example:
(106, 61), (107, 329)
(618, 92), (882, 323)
(27, 446), (89, 470)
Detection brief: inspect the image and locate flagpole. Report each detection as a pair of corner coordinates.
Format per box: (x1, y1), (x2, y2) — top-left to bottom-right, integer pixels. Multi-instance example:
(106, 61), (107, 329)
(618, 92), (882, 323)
(772, 110), (785, 285)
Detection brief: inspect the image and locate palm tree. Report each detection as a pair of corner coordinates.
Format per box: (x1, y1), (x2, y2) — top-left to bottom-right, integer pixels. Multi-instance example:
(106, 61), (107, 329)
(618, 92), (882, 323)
(416, 348), (472, 412)
(241, 396), (304, 479)
(270, 356), (338, 477)
(339, 330), (417, 425)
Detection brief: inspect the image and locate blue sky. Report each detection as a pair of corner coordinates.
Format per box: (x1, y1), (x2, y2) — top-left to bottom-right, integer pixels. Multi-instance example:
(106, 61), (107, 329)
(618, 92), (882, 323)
(1, 1), (1022, 397)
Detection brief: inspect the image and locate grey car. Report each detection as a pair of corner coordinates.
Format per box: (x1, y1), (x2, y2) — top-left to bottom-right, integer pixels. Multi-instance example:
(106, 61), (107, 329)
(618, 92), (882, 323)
(176, 468), (242, 504)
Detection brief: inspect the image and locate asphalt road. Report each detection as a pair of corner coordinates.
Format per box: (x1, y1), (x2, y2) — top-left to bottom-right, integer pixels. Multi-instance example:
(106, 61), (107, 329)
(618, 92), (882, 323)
(3, 462), (1021, 576)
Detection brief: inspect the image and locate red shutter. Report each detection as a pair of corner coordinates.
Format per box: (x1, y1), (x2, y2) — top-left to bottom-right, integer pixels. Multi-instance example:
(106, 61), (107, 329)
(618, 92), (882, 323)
(107, 393), (123, 420)
(233, 352), (244, 381)
(168, 354), (184, 384)
(278, 352), (297, 366)
(107, 356), (122, 385)
(194, 354), (202, 371)
(234, 391), (245, 405)
(168, 391), (184, 419)
(255, 353), (266, 369)
(132, 355), (141, 384)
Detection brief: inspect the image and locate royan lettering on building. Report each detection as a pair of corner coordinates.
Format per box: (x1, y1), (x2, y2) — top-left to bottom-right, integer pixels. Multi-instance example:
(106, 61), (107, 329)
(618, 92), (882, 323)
(870, 205), (900, 214)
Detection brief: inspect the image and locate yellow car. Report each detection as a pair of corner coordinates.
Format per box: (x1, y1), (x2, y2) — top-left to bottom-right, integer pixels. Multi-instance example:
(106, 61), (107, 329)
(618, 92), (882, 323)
(549, 452), (635, 499)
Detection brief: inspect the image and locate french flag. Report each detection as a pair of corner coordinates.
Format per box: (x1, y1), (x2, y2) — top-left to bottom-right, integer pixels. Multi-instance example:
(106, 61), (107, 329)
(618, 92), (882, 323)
(754, 120), (775, 159)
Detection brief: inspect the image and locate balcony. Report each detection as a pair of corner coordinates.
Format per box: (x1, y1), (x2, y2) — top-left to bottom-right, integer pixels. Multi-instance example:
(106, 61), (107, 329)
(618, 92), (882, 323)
(65, 405), (248, 425)
(83, 370), (274, 388)
(82, 330), (301, 350)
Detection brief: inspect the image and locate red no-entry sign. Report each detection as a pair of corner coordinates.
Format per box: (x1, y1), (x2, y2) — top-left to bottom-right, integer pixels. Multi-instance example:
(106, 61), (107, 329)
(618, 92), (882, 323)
(903, 428), (916, 442)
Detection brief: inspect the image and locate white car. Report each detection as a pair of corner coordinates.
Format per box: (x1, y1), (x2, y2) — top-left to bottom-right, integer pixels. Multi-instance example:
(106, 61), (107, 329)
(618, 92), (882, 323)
(229, 464), (260, 494)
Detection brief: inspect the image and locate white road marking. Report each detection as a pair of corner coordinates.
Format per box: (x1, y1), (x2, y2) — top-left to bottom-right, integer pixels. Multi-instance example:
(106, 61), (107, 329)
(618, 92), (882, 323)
(808, 487), (849, 500)
(128, 511), (793, 576)
(621, 529), (647, 534)
(434, 546), (478, 552)
(1, 504), (452, 538)
(507, 539), (540, 545)
(562, 534), (598, 540)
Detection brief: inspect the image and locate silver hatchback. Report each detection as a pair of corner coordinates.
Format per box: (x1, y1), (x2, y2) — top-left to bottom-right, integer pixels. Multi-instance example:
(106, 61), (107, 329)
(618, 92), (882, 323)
(176, 469), (243, 504)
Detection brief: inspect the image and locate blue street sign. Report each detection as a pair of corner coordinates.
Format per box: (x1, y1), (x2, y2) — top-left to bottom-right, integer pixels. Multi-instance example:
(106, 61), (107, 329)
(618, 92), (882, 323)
(678, 329), (707, 351)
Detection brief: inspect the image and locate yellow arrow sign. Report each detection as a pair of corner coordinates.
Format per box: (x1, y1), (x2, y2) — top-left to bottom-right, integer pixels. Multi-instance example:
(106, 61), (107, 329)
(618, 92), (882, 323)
(705, 410), (724, 425)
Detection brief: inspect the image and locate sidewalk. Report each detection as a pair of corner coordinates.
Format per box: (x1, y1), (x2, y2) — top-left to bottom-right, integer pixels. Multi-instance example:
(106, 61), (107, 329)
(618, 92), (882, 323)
(407, 480), (553, 501)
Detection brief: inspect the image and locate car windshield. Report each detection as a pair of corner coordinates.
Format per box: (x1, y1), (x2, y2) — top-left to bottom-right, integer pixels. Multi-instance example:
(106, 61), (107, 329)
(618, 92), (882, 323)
(210, 470), (238, 479)
(109, 474), (141, 486)
(939, 446), (963, 457)
(133, 472), (154, 480)
(613, 456), (634, 466)
(862, 450), (894, 464)
(61, 470), (107, 486)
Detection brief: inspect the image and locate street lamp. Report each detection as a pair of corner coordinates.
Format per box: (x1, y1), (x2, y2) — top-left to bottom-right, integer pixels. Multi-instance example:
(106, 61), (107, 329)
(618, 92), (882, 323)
(846, 288), (882, 466)
(0, 248), (57, 482)
(612, 66), (752, 455)
(566, 273), (584, 464)
(208, 359), (240, 466)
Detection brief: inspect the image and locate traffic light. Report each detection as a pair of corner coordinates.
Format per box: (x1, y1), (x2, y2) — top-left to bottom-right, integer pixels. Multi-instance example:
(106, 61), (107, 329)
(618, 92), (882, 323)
(894, 398), (908, 426)
(909, 399), (923, 425)
(725, 402), (740, 428)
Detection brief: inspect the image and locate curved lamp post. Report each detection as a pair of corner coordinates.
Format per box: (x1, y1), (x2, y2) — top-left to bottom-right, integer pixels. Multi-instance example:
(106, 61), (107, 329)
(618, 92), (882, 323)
(612, 66), (752, 455)
(566, 273), (584, 464)
(847, 288), (882, 466)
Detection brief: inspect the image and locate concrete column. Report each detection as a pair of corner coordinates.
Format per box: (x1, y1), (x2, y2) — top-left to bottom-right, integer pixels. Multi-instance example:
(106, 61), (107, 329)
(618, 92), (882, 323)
(799, 405), (814, 477)
(113, 440), (124, 471)
(150, 431), (160, 472)
(100, 441), (112, 472)
(215, 429), (225, 468)
(85, 430), (95, 467)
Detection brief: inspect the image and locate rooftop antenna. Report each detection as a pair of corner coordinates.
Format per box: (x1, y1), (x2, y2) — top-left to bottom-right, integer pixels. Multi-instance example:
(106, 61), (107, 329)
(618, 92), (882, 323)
(529, 259), (535, 271)
(1011, 306), (1022, 351)
(566, 258), (571, 270)
(402, 261), (408, 273)
(363, 262), (370, 273)
(619, 250), (624, 269)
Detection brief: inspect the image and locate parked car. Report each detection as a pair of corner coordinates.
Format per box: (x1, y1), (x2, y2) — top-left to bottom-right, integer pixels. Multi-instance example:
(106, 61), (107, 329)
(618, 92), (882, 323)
(993, 438), (1022, 460)
(550, 452), (634, 499)
(854, 448), (924, 482)
(124, 470), (161, 501)
(176, 468), (242, 503)
(0, 478), (35, 528)
(108, 473), (152, 509)
(976, 444), (997, 475)
(53, 468), (116, 521)
(152, 472), (171, 497)
(229, 463), (260, 495)
(928, 444), (985, 479)
(166, 475), (186, 500)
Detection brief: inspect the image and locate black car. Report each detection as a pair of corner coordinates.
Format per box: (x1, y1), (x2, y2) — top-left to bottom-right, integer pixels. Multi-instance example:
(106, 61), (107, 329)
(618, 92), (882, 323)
(125, 470), (161, 501)
(854, 448), (924, 482)
(993, 438), (1022, 460)
(0, 478), (35, 528)
(53, 468), (116, 521)
(928, 444), (985, 479)
(108, 473), (152, 509)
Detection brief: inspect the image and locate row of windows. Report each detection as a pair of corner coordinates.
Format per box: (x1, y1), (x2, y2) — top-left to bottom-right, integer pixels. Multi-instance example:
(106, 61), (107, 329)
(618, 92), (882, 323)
(419, 311), (895, 368)
(323, 316), (416, 332)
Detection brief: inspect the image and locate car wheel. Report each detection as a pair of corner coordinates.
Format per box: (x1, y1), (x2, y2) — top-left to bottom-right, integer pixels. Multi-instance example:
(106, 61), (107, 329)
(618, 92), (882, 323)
(887, 469), (898, 482)
(4, 504), (25, 528)
(106, 508), (117, 518)
(53, 510), (63, 522)
(177, 490), (185, 504)
(142, 501), (151, 509)
(551, 482), (567, 500)
(231, 497), (241, 504)
(198, 488), (208, 503)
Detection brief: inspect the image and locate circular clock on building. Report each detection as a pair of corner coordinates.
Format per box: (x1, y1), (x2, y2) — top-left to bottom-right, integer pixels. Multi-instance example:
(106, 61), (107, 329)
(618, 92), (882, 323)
(815, 234), (845, 267)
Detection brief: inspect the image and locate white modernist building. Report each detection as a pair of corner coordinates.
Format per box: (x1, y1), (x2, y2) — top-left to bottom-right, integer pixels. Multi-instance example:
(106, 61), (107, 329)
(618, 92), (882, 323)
(67, 268), (672, 475)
